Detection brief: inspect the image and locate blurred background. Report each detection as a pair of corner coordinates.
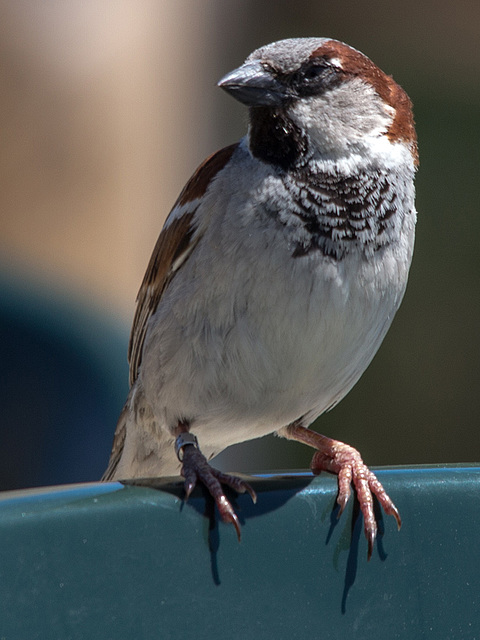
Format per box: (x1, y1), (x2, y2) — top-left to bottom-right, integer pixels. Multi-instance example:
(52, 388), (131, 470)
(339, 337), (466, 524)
(1, 0), (479, 490)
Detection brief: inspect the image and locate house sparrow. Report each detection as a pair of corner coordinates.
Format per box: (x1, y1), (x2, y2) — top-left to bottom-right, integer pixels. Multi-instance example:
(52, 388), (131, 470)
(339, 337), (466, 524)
(103, 38), (417, 559)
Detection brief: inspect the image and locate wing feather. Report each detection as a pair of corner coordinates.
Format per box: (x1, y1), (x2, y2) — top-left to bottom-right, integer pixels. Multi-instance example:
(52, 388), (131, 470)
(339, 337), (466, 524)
(127, 143), (238, 386)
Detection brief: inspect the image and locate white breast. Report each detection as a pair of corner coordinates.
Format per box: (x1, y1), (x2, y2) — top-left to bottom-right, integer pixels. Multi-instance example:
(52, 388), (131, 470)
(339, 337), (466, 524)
(139, 145), (416, 461)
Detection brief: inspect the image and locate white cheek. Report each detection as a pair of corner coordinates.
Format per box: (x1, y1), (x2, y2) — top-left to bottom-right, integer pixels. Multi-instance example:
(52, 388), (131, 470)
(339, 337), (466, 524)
(365, 136), (413, 168)
(288, 80), (395, 157)
(289, 99), (338, 150)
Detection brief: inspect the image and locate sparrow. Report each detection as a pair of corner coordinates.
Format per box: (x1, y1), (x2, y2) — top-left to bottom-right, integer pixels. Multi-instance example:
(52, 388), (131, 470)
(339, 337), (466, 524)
(103, 37), (417, 559)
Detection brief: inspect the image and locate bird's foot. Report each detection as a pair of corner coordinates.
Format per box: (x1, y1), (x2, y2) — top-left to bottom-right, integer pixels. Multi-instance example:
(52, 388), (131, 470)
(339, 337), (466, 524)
(281, 424), (401, 559)
(177, 436), (257, 541)
(310, 442), (401, 560)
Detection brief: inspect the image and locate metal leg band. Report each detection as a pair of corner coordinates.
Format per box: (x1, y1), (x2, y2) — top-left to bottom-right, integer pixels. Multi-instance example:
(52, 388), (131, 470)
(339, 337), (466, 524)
(175, 432), (199, 462)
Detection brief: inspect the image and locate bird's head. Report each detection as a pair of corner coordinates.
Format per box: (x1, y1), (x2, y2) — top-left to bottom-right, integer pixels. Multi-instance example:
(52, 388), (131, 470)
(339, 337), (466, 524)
(218, 38), (417, 171)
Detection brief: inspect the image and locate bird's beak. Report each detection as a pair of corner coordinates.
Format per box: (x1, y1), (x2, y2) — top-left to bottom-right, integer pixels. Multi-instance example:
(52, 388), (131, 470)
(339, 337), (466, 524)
(218, 61), (289, 107)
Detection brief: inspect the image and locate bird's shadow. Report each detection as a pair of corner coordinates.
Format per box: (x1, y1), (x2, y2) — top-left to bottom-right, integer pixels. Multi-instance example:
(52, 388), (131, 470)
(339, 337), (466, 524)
(122, 473), (389, 604)
(123, 473), (312, 586)
(329, 496), (388, 613)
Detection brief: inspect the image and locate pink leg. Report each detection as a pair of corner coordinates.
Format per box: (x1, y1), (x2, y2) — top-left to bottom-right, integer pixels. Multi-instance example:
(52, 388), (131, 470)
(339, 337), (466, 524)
(281, 423), (401, 560)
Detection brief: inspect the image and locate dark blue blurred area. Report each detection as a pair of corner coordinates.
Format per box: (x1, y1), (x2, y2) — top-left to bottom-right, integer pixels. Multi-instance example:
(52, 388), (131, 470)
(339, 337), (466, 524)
(0, 270), (129, 490)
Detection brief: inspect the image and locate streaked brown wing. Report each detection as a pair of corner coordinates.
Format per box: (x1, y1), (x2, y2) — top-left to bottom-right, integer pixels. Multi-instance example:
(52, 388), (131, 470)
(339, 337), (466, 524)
(128, 143), (237, 386)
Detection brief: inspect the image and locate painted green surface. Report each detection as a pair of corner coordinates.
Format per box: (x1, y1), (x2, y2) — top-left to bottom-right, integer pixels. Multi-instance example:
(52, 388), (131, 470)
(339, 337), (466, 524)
(1, 466), (479, 639)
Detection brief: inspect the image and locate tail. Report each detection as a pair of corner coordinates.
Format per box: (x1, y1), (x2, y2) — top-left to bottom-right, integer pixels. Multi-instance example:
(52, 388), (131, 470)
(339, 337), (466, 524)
(101, 403), (128, 481)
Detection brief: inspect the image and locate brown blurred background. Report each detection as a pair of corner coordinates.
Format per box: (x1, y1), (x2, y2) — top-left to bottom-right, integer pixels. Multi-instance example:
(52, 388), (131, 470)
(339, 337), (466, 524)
(1, 0), (479, 490)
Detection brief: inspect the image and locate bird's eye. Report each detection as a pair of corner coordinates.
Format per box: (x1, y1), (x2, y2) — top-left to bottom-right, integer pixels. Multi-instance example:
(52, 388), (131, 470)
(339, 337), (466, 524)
(303, 64), (325, 81)
(291, 59), (338, 96)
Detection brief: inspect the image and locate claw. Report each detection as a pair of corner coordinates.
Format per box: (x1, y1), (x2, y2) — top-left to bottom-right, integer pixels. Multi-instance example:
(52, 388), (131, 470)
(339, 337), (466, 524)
(303, 429), (400, 559)
(244, 484), (258, 505)
(366, 527), (376, 562)
(218, 496), (242, 541)
(335, 454), (398, 560)
(180, 442), (255, 541)
(392, 506), (402, 531)
(336, 499), (347, 520)
(184, 481), (196, 500)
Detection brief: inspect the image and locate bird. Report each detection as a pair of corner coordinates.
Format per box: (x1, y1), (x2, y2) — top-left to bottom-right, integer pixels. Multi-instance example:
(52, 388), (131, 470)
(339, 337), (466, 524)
(103, 37), (417, 559)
